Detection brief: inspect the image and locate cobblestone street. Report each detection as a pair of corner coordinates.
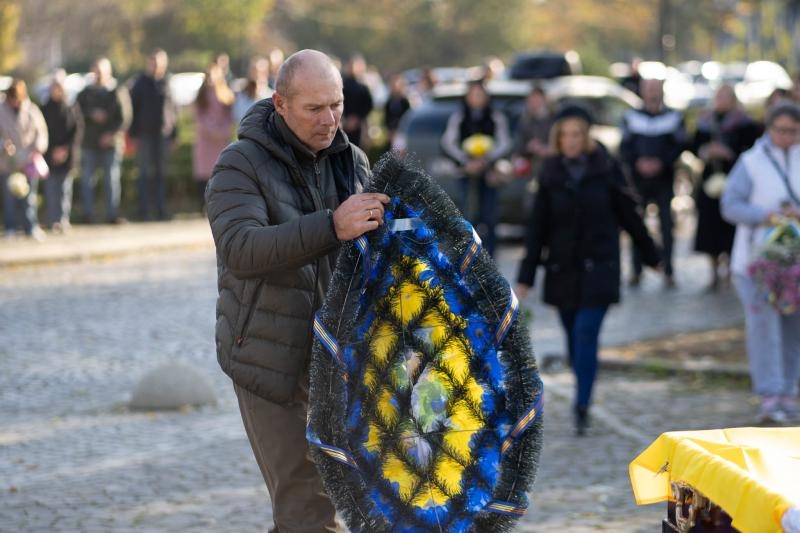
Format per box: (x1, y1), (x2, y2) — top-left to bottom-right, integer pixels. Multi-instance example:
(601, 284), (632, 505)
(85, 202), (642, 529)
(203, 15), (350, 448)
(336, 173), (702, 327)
(0, 241), (754, 532)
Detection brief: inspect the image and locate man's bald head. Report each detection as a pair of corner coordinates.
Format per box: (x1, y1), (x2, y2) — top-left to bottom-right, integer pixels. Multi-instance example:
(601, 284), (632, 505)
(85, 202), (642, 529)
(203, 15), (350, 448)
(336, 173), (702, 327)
(272, 49), (345, 153)
(275, 49), (341, 100)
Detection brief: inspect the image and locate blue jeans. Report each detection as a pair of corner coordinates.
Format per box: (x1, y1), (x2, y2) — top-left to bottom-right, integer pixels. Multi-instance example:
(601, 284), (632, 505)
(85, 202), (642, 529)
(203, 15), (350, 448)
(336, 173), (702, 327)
(136, 135), (170, 220)
(558, 306), (609, 409)
(2, 172), (39, 235)
(459, 175), (498, 256)
(43, 168), (73, 226)
(81, 147), (121, 222)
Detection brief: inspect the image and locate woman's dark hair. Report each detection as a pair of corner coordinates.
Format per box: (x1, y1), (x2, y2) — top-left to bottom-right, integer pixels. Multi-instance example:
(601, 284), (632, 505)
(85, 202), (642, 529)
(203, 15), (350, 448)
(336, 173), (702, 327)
(243, 79), (258, 99)
(765, 101), (800, 127)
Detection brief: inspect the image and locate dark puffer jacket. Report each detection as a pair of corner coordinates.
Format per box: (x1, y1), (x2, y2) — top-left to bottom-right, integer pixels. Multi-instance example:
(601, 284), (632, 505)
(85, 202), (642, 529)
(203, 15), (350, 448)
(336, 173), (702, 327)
(206, 99), (370, 404)
(517, 146), (659, 308)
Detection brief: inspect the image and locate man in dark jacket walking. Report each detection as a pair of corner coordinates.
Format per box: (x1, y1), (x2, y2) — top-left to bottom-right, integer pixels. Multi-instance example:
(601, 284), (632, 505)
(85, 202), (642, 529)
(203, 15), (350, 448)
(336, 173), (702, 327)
(620, 78), (687, 288)
(76, 57), (130, 224)
(129, 49), (178, 221)
(205, 49), (388, 532)
(341, 54), (373, 148)
(42, 75), (82, 231)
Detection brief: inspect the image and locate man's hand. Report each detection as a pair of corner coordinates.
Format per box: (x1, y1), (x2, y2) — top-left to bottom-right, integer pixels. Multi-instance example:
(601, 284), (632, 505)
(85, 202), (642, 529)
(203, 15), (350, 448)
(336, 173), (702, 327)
(464, 159), (487, 177)
(99, 133), (116, 149)
(90, 109), (108, 124)
(52, 146), (69, 165)
(515, 283), (531, 300)
(705, 141), (734, 161)
(332, 192), (391, 241)
(635, 157), (663, 177)
(770, 206), (800, 223)
(526, 138), (549, 157)
(785, 207), (800, 221)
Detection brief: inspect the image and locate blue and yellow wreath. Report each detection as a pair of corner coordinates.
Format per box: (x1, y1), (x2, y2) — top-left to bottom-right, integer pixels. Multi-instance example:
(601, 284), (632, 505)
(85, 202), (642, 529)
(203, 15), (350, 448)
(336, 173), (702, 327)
(308, 152), (543, 532)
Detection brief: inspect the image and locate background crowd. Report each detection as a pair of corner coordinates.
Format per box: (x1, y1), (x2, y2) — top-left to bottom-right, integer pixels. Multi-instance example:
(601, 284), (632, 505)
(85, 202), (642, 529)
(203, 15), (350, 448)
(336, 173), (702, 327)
(2, 46), (800, 427)
(436, 66), (800, 430)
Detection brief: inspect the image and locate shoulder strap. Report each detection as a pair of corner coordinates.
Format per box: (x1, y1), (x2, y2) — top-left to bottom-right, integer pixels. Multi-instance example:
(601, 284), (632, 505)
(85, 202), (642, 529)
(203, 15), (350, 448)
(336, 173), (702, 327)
(762, 145), (800, 206)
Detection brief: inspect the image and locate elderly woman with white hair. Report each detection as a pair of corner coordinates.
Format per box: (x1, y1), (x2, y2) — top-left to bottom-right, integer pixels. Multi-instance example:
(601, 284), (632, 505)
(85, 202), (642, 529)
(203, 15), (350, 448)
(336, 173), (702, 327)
(721, 101), (800, 424)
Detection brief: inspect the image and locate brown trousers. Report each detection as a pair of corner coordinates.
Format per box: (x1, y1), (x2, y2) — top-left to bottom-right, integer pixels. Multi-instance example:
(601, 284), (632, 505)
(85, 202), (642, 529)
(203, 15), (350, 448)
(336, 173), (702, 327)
(234, 381), (346, 533)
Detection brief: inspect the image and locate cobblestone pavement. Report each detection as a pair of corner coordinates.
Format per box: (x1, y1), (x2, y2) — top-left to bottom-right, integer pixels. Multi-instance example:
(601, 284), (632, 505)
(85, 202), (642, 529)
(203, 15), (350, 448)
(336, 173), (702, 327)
(0, 241), (755, 532)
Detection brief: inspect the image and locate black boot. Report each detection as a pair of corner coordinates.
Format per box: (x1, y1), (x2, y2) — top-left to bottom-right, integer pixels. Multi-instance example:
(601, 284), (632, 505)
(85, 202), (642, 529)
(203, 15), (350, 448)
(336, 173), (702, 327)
(575, 406), (590, 437)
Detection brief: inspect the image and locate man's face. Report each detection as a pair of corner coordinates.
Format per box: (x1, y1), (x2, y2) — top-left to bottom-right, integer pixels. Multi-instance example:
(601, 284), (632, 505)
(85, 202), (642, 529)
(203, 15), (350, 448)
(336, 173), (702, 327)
(713, 86), (736, 112)
(641, 79), (663, 109)
(49, 83), (65, 102)
(274, 71), (343, 154)
(92, 59), (111, 85)
(465, 85), (488, 110)
(147, 53), (168, 79)
(527, 92), (546, 113)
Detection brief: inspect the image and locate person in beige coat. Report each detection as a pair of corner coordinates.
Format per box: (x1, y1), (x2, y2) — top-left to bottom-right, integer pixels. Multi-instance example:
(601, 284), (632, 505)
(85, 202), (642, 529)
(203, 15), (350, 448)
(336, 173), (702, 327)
(0, 79), (49, 240)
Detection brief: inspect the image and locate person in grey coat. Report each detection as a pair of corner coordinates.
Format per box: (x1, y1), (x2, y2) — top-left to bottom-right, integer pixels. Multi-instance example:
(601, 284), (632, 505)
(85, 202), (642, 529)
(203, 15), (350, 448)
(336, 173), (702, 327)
(721, 102), (800, 425)
(205, 49), (388, 532)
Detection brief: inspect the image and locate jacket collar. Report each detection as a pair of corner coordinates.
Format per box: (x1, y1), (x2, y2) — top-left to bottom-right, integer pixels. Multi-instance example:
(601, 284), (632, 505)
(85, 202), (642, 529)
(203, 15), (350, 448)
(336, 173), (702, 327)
(541, 145), (612, 187)
(274, 113), (316, 163)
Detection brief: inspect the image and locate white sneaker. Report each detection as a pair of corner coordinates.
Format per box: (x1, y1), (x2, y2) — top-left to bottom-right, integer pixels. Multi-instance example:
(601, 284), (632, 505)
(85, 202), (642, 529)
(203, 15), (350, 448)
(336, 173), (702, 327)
(4, 229), (15, 241)
(29, 227), (46, 242)
(780, 397), (800, 423)
(757, 396), (788, 425)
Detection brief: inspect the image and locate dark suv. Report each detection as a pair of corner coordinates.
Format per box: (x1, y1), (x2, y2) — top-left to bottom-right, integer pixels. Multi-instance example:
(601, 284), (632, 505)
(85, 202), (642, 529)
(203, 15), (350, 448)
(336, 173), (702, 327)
(508, 50), (582, 80)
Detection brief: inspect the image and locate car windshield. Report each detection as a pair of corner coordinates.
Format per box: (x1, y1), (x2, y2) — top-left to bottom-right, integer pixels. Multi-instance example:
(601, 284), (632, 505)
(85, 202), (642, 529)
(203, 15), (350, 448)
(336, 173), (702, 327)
(510, 57), (571, 79)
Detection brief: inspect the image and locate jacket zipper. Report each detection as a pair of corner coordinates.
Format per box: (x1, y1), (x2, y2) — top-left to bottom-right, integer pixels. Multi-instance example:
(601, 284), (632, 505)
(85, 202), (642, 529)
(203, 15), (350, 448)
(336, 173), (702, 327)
(307, 158), (326, 352)
(311, 159), (325, 207)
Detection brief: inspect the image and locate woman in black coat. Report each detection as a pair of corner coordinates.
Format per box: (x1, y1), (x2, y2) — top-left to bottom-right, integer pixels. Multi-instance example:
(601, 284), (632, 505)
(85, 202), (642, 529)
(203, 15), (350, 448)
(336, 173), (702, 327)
(516, 106), (660, 436)
(691, 84), (759, 291)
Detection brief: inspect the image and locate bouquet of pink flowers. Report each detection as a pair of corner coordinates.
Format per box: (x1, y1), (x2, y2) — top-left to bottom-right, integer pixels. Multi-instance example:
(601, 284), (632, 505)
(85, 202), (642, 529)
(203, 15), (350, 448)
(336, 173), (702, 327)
(748, 220), (800, 315)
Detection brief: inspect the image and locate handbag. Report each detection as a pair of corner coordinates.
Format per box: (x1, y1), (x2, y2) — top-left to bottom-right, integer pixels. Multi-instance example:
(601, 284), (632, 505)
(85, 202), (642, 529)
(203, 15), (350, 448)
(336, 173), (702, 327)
(23, 152), (49, 180)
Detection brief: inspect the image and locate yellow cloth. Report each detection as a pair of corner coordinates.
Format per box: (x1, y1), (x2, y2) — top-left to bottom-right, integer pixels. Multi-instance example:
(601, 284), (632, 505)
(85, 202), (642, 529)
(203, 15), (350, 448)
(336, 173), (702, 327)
(629, 427), (800, 533)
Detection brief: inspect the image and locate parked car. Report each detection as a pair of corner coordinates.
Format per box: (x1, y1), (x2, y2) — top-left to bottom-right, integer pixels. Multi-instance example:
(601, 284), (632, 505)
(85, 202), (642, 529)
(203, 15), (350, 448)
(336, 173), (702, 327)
(734, 60), (793, 107)
(693, 60), (792, 109)
(402, 66), (472, 87)
(391, 76), (641, 227)
(506, 50), (582, 80)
